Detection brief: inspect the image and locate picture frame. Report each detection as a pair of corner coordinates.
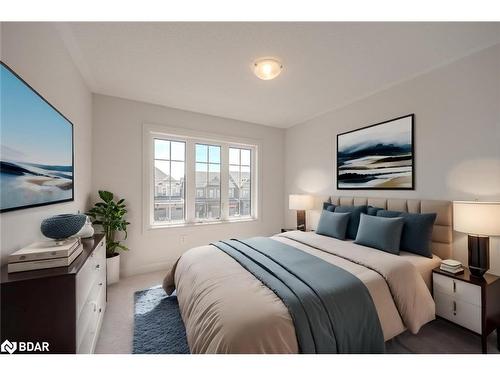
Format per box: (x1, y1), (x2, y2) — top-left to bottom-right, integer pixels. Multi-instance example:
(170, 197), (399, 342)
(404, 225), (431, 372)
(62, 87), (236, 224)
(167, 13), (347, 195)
(336, 114), (414, 190)
(0, 61), (75, 213)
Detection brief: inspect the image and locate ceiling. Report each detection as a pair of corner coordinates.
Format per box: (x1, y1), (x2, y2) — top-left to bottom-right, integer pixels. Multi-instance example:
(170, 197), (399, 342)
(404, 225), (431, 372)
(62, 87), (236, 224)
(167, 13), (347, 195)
(62, 22), (500, 128)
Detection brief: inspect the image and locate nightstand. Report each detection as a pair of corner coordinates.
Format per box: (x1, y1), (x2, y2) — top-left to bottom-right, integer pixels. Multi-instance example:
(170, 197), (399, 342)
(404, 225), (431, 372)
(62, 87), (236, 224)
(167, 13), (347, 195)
(432, 267), (500, 353)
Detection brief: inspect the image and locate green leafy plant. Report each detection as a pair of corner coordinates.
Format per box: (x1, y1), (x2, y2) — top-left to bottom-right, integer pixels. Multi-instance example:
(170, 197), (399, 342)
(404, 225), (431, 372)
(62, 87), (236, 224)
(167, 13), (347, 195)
(87, 190), (130, 258)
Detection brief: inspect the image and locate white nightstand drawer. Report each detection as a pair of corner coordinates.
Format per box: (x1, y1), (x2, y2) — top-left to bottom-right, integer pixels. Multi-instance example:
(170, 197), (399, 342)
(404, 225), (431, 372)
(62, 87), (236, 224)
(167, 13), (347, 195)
(435, 291), (482, 334)
(433, 273), (481, 306)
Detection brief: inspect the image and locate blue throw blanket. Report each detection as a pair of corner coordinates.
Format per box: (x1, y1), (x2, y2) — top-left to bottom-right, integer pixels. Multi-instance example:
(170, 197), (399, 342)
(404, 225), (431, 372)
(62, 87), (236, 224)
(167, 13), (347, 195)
(211, 237), (384, 354)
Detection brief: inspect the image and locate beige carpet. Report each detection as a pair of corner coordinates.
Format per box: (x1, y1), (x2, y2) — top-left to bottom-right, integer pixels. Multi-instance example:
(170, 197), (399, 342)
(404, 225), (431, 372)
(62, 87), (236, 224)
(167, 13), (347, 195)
(95, 270), (499, 354)
(95, 270), (166, 354)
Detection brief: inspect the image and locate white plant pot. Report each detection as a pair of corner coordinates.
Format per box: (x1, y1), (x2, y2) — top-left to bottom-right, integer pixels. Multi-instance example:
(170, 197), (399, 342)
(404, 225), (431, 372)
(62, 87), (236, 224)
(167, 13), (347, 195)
(106, 254), (120, 285)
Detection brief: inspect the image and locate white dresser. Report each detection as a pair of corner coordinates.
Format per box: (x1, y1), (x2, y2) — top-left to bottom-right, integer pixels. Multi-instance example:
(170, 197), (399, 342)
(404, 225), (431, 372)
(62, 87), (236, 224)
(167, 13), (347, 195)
(1, 234), (107, 354)
(76, 236), (107, 353)
(432, 268), (500, 353)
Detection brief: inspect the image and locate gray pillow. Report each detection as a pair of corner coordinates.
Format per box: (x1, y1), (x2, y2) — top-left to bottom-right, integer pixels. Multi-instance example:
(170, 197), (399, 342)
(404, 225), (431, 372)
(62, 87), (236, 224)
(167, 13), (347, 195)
(323, 202), (336, 212)
(377, 210), (437, 258)
(367, 206), (384, 216)
(376, 210), (401, 218)
(334, 205), (368, 239)
(316, 211), (351, 240)
(354, 213), (404, 255)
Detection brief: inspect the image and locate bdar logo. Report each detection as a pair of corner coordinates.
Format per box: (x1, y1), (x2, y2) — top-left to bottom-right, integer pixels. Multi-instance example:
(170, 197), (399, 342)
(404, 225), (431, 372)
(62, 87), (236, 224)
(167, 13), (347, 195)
(1, 339), (49, 354)
(1, 340), (17, 354)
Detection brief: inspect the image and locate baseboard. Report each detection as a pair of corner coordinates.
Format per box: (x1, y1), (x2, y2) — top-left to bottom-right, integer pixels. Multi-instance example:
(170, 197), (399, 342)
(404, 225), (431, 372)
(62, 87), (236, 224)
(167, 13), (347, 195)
(121, 261), (174, 278)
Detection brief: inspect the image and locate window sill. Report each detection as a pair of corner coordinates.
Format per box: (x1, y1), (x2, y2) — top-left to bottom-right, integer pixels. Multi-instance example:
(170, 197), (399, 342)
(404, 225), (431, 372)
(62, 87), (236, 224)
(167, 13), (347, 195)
(148, 217), (258, 230)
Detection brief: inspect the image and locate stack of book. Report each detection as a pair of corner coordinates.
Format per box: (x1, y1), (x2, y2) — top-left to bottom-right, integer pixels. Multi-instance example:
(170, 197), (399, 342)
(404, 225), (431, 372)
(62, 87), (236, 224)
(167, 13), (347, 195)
(8, 238), (83, 273)
(440, 259), (464, 274)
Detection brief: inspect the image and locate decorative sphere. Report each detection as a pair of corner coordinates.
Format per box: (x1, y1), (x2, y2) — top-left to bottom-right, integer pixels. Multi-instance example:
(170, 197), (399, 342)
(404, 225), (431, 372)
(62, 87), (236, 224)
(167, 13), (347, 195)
(40, 214), (87, 240)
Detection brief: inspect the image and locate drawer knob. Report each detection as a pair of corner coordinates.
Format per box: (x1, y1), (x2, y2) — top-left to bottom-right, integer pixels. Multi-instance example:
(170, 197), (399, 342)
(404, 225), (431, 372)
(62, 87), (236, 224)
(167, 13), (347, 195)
(95, 264), (100, 270)
(453, 301), (457, 316)
(453, 280), (456, 293)
(98, 282), (103, 286)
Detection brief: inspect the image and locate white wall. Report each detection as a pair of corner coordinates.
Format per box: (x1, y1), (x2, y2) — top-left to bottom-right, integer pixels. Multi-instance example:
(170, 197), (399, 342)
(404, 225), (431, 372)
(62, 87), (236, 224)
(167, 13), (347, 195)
(284, 44), (500, 274)
(92, 94), (285, 277)
(0, 23), (93, 265)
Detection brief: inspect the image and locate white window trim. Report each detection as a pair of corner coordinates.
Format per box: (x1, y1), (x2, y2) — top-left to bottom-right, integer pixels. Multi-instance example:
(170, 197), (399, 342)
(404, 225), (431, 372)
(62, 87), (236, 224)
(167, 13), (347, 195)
(143, 123), (261, 231)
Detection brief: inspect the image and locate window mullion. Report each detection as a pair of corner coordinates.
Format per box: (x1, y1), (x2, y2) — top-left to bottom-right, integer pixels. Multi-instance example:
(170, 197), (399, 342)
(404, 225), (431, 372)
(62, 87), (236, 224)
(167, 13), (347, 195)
(206, 162), (209, 220)
(185, 140), (196, 223)
(168, 143), (172, 222)
(238, 149), (242, 217)
(220, 144), (229, 221)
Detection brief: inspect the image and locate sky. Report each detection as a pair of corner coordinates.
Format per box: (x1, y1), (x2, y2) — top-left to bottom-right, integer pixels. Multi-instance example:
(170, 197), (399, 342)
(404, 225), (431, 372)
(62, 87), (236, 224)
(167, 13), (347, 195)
(1, 64), (73, 166)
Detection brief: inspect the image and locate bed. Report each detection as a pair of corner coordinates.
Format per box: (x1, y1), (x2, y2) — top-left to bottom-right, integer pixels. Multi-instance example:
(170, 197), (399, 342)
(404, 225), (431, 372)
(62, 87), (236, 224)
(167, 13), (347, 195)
(163, 197), (452, 353)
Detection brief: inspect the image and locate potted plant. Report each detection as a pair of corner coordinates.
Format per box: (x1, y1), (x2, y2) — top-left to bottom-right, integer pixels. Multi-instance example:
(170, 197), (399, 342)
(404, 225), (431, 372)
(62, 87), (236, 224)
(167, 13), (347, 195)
(87, 190), (130, 285)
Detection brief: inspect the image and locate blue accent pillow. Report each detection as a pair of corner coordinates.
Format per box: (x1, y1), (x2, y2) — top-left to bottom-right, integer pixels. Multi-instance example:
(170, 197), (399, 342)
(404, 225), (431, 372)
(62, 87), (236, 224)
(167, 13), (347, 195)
(376, 210), (401, 218)
(334, 205), (368, 239)
(354, 214), (404, 255)
(316, 211), (351, 240)
(367, 206), (384, 216)
(376, 210), (437, 258)
(323, 202), (336, 212)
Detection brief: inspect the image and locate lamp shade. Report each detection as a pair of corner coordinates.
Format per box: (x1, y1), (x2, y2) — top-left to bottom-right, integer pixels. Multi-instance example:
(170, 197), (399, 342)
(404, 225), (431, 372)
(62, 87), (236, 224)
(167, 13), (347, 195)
(453, 201), (500, 236)
(289, 194), (314, 211)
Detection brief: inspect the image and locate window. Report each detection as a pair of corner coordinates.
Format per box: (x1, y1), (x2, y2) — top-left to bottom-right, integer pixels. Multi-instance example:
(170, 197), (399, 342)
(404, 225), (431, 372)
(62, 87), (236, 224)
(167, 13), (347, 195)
(153, 139), (185, 223)
(195, 144), (221, 220)
(229, 147), (251, 218)
(146, 125), (258, 227)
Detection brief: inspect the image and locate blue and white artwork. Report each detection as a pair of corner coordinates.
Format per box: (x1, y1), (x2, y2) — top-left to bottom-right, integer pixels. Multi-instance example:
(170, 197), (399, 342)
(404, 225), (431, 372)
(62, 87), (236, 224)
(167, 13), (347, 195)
(1, 63), (74, 212)
(337, 115), (414, 189)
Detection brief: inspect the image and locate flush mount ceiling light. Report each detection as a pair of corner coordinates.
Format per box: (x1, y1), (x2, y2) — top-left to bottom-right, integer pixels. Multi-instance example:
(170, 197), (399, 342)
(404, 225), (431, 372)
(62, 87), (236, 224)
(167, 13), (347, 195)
(253, 58), (283, 80)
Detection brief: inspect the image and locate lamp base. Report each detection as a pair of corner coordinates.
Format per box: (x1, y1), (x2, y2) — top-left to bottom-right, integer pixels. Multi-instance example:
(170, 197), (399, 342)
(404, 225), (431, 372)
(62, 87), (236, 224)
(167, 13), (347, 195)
(296, 210), (306, 231)
(468, 235), (490, 277)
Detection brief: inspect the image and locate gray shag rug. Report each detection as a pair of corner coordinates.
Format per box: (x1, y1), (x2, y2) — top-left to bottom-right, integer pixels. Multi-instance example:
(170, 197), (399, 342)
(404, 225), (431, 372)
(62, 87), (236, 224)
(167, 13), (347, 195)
(133, 286), (499, 354)
(133, 286), (190, 354)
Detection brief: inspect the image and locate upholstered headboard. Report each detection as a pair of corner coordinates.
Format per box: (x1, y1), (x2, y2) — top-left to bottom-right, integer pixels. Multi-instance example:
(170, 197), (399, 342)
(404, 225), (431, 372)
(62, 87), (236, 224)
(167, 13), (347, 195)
(328, 196), (452, 260)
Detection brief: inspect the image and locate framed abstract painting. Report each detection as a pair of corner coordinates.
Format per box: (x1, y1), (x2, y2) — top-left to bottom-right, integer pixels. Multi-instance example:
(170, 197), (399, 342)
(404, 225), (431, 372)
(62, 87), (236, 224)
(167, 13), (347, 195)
(0, 62), (74, 213)
(337, 114), (414, 190)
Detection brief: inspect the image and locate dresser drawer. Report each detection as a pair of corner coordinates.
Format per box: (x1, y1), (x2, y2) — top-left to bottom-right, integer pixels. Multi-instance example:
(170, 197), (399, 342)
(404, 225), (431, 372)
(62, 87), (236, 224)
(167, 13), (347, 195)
(433, 273), (481, 306)
(76, 239), (105, 317)
(77, 282), (106, 354)
(435, 291), (482, 334)
(93, 240), (106, 262)
(76, 275), (105, 347)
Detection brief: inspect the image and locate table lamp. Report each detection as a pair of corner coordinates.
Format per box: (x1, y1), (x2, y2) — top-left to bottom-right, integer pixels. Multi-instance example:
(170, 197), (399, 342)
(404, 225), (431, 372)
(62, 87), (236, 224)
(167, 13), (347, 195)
(289, 194), (314, 231)
(453, 201), (500, 277)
